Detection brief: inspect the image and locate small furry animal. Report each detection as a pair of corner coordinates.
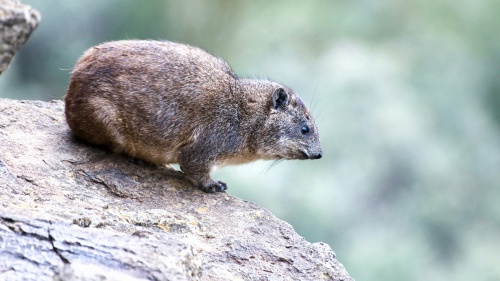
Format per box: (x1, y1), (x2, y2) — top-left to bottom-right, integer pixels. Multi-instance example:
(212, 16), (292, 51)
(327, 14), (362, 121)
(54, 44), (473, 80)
(65, 40), (322, 193)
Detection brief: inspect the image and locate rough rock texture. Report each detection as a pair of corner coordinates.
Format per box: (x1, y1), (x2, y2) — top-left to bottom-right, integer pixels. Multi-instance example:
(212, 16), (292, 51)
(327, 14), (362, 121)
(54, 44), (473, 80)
(0, 0), (40, 74)
(0, 98), (353, 281)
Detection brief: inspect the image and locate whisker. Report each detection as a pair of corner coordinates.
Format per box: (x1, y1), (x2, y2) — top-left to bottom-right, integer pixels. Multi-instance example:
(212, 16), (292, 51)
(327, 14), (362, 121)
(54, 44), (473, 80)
(314, 105), (325, 122)
(309, 80), (320, 117)
(262, 159), (285, 173)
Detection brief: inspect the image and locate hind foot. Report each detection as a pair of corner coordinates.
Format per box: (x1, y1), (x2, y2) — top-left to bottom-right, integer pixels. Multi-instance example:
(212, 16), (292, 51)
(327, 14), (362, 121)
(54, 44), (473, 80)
(128, 156), (144, 166)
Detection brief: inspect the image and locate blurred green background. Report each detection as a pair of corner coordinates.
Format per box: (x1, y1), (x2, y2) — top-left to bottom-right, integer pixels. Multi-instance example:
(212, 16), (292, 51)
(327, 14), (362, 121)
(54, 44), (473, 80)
(1, 1), (499, 280)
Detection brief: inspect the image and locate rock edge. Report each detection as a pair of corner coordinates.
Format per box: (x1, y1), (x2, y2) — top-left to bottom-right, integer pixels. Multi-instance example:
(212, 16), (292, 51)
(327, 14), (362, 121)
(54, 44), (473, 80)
(0, 98), (353, 281)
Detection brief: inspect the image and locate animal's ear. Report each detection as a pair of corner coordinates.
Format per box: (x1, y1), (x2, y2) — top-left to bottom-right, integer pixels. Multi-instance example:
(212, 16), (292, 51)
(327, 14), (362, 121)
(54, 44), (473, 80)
(272, 87), (289, 110)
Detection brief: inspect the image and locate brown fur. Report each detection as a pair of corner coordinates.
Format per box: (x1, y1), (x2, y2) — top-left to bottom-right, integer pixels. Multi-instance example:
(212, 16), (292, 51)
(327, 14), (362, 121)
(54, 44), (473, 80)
(65, 40), (322, 192)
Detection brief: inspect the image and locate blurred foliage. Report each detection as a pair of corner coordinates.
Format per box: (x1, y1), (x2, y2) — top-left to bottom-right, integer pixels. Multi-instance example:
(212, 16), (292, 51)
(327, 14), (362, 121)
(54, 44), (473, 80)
(1, 0), (499, 280)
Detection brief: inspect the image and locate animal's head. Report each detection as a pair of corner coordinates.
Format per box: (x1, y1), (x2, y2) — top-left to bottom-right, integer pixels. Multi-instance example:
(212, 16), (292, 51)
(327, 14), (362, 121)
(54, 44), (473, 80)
(255, 84), (322, 161)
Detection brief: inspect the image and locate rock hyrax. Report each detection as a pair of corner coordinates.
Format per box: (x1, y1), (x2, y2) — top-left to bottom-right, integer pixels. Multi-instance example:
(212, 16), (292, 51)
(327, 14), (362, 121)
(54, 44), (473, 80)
(65, 40), (322, 193)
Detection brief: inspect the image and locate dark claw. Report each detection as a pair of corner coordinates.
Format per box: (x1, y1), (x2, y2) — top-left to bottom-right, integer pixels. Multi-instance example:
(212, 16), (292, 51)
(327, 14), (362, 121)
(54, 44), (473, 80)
(202, 180), (228, 193)
(218, 180), (228, 191)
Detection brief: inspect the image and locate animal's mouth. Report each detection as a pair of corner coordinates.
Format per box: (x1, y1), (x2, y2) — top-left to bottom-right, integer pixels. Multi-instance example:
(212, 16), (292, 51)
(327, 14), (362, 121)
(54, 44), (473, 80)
(299, 150), (310, 159)
(299, 149), (322, 160)
(279, 150), (323, 160)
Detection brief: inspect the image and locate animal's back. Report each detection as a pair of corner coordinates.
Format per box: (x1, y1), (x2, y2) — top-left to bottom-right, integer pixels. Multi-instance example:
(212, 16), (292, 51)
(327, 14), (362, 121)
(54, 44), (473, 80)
(65, 40), (237, 164)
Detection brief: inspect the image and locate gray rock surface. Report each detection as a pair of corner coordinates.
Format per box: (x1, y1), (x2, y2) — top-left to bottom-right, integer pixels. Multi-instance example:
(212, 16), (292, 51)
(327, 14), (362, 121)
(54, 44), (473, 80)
(0, 0), (40, 74)
(0, 98), (353, 281)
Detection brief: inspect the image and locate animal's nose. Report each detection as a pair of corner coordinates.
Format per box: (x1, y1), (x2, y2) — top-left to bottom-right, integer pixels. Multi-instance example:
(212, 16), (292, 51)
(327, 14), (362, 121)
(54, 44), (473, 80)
(312, 152), (322, 159)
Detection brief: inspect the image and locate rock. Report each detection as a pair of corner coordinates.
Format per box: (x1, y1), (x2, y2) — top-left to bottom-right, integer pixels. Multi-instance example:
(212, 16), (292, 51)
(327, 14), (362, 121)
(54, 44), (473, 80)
(0, 98), (353, 281)
(0, 0), (40, 74)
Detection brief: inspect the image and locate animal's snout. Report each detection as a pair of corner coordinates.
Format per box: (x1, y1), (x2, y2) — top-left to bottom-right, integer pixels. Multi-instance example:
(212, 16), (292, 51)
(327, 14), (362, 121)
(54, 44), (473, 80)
(311, 152), (322, 159)
(300, 149), (322, 160)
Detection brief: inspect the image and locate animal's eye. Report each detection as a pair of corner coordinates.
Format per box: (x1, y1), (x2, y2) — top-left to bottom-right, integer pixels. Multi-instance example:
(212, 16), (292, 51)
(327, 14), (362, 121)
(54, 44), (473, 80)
(301, 125), (310, 135)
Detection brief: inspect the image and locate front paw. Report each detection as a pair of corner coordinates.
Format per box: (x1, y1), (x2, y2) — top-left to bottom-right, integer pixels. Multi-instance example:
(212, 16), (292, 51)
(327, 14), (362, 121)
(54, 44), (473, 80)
(201, 180), (228, 193)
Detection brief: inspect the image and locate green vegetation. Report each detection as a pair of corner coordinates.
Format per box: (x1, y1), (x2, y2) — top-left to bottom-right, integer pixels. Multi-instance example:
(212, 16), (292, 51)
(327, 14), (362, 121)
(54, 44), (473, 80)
(1, 1), (499, 280)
